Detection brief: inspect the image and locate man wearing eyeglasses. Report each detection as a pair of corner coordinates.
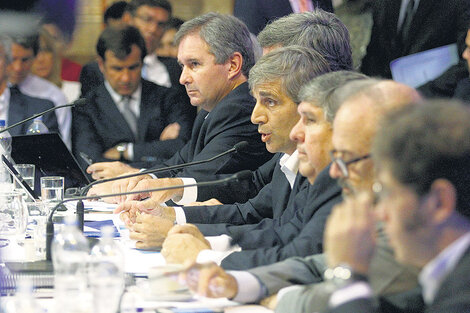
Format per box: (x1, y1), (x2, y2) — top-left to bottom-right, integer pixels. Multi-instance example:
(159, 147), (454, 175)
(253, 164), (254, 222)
(179, 79), (424, 313)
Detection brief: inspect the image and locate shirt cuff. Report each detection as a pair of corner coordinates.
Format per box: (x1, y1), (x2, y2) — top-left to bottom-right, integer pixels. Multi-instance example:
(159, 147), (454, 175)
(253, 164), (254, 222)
(173, 206), (186, 224)
(228, 271), (264, 303)
(174, 177), (197, 205)
(205, 234), (233, 251)
(277, 285), (304, 303)
(127, 143), (134, 161)
(329, 281), (373, 308)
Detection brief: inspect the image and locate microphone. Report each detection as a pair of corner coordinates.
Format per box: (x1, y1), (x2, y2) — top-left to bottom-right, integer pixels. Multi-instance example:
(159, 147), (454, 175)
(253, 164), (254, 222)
(0, 98), (87, 135)
(80, 141), (249, 196)
(46, 170), (252, 261)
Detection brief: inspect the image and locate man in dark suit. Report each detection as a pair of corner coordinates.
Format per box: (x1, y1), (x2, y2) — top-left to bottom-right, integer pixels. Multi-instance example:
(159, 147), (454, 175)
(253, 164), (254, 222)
(0, 35), (58, 136)
(178, 80), (422, 313)
(326, 101), (470, 313)
(79, 0), (191, 116)
(234, 0), (333, 35)
(72, 26), (193, 170)
(361, 0), (470, 98)
(454, 28), (470, 102)
(87, 13), (273, 204)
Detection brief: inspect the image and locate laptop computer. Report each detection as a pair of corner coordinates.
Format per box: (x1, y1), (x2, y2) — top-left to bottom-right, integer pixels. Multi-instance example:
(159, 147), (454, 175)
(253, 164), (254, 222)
(11, 133), (90, 191)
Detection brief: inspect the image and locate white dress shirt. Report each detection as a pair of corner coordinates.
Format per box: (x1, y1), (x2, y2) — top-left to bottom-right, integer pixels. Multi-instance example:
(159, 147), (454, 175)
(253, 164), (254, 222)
(104, 81), (142, 160)
(17, 74), (71, 149)
(0, 87), (10, 122)
(142, 54), (172, 88)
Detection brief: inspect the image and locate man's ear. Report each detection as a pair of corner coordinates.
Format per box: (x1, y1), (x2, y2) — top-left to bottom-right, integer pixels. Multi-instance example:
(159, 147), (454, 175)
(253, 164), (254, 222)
(227, 52), (243, 80)
(428, 179), (457, 224)
(97, 57), (105, 74)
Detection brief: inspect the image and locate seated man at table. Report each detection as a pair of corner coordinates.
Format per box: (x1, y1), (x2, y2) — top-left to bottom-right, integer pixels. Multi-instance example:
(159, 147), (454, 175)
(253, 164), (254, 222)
(180, 79), (422, 313)
(0, 35), (58, 135)
(72, 25), (193, 169)
(87, 13), (273, 204)
(325, 100), (470, 312)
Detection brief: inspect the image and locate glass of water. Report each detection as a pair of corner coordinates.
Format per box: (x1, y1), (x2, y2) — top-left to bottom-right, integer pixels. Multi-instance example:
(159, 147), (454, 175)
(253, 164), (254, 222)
(14, 164), (35, 198)
(40, 176), (64, 204)
(0, 192), (27, 247)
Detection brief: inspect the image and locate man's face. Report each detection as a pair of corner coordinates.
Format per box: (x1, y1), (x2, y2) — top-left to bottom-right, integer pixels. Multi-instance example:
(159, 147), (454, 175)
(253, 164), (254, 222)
(251, 80), (299, 154)
(290, 101), (333, 183)
(462, 30), (470, 71)
(375, 166), (430, 266)
(178, 34), (232, 111)
(329, 97), (375, 196)
(156, 28), (178, 58)
(8, 43), (35, 85)
(131, 5), (169, 53)
(98, 44), (143, 96)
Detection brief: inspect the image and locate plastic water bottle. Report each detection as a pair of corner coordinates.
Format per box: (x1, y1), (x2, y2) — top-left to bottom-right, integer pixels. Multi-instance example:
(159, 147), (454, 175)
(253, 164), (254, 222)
(4, 277), (44, 313)
(52, 215), (90, 313)
(89, 226), (125, 313)
(26, 117), (49, 135)
(0, 119), (13, 188)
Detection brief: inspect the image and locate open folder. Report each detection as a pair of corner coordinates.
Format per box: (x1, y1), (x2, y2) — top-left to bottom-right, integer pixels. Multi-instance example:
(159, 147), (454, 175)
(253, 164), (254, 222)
(390, 44), (459, 88)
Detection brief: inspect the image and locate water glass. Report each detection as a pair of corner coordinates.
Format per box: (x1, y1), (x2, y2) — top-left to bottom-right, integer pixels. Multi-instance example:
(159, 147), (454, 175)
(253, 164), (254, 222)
(0, 192), (27, 247)
(40, 176), (64, 203)
(14, 164), (35, 189)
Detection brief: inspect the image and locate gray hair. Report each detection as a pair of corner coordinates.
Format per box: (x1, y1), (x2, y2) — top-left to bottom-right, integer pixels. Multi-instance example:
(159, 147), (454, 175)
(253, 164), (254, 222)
(0, 35), (12, 64)
(299, 71), (370, 122)
(257, 9), (352, 71)
(248, 45), (331, 104)
(174, 13), (255, 77)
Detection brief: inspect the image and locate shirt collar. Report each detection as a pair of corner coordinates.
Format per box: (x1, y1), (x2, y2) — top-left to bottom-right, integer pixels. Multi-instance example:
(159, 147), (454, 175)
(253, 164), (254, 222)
(104, 80), (142, 105)
(419, 231), (470, 305)
(280, 150), (299, 188)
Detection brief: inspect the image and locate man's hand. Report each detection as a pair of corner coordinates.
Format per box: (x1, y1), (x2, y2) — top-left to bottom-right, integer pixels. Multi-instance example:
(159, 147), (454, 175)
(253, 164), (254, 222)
(260, 294), (278, 309)
(160, 122), (181, 141)
(181, 262), (238, 299)
(103, 144), (131, 161)
(168, 224), (210, 246)
(114, 199), (175, 226)
(87, 161), (137, 180)
(111, 175), (152, 203)
(87, 181), (116, 203)
(184, 198), (223, 206)
(129, 212), (174, 249)
(161, 233), (210, 264)
(124, 177), (184, 203)
(324, 192), (376, 275)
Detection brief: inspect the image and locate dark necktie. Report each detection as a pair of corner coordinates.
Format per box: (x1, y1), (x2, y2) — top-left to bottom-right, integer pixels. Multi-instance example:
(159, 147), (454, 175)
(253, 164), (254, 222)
(121, 96), (137, 136)
(399, 0), (415, 44)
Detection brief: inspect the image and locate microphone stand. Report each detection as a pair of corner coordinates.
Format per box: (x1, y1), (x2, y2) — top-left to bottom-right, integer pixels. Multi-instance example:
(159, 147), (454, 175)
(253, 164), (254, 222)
(46, 170), (252, 261)
(79, 141), (249, 196)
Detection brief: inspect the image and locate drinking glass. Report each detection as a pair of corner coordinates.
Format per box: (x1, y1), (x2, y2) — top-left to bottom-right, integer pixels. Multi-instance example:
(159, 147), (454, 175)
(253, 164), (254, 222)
(40, 176), (64, 204)
(0, 192), (27, 247)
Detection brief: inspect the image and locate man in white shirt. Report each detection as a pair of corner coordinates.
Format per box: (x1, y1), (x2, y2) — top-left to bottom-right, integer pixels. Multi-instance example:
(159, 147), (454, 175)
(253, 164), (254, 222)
(325, 100), (470, 313)
(8, 34), (70, 148)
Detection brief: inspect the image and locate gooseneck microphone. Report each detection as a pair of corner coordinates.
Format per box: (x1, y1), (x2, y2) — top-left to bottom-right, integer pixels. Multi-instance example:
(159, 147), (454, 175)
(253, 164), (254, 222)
(80, 141), (249, 196)
(0, 98), (87, 135)
(46, 170), (252, 261)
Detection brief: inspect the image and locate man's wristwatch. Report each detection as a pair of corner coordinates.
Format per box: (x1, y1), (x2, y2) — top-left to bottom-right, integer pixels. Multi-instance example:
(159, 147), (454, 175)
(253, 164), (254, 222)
(324, 264), (368, 288)
(116, 143), (127, 161)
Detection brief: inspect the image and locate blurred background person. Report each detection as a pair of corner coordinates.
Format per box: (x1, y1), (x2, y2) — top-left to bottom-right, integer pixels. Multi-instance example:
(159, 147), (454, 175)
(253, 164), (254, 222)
(156, 16), (184, 58)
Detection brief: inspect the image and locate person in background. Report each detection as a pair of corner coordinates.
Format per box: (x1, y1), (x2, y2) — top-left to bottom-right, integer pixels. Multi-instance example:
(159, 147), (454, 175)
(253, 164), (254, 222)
(156, 16), (184, 58)
(7, 34), (70, 147)
(104, 0), (128, 27)
(0, 35), (58, 136)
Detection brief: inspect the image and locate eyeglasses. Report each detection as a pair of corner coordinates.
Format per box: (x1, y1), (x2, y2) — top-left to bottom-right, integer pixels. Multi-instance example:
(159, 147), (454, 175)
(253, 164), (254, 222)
(329, 150), (371, 178)
(135, 14), (168, 28)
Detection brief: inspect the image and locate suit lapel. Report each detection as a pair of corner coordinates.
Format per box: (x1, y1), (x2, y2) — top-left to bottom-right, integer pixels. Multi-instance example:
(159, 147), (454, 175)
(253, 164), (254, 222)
(137, 82), (152, 141)
(97, 86), (135, 140)
(8, 91), (28, 136)
(403, 0), (436, 53)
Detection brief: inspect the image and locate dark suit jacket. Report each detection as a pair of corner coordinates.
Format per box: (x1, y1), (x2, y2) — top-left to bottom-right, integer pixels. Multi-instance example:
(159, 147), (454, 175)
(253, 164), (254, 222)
(454, 77), (470, 103)
(198, 166), (342, 270)
(234, 0), (334, 35)
(72, 79), (194, 169)
(183, 153), (297, 224)
(360, 0), (470, 97)
(151, 82), (273, 193)
(8, 88), (59, 136)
